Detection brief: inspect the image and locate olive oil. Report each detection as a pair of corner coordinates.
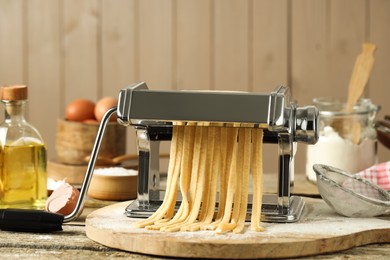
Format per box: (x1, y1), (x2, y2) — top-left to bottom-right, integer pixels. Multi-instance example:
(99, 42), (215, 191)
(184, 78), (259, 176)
(0, 85), (48, 209)
(0, 143), (47, 209)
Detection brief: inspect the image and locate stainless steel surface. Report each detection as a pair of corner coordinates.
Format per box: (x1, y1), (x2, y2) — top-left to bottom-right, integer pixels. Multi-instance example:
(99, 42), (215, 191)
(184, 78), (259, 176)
(136, 128), (161, 206)
(68, 82), (319, 223)
(117, 82), (319, 223)
(118, 82), (280, 126)
(125, 194), (305, 223)
(295, 106), (319, 144)
(313, 164), (390, 217)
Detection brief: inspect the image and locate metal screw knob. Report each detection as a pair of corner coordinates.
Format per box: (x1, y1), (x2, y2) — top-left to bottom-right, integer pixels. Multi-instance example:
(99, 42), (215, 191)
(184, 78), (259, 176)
(295, 106), (319, 144)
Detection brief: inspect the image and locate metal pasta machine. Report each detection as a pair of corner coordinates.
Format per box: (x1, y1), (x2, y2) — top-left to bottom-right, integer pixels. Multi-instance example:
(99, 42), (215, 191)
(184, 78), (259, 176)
(63, 81), (318, 224)
(117, 82), (318, 223)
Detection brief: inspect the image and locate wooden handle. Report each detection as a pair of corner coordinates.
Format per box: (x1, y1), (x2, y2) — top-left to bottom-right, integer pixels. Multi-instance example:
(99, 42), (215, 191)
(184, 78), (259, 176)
(85, 153), (170, 166)
(333, 43), (377, 144)
(112, 153), (170, 164)
(346, 43), (376, 111)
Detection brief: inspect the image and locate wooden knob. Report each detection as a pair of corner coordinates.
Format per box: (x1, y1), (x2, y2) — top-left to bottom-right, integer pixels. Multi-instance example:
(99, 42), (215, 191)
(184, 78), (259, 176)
(0, 85), (28, 100)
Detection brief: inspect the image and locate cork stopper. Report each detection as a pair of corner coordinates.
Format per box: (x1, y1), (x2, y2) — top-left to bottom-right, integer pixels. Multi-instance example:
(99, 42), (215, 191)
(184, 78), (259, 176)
(0, 85), (28, 101)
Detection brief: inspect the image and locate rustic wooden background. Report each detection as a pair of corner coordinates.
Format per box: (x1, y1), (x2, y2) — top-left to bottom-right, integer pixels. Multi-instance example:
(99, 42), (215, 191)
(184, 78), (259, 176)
(0, 0), (389, 174)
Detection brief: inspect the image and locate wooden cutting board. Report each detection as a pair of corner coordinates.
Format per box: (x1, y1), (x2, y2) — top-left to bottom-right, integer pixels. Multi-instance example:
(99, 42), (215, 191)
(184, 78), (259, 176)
(86, 199), (390, 259)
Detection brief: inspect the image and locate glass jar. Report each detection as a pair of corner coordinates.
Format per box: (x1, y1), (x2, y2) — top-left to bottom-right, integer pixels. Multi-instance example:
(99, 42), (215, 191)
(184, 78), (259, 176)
(306, 97), (378, 183)
(0, 85), (47, 209)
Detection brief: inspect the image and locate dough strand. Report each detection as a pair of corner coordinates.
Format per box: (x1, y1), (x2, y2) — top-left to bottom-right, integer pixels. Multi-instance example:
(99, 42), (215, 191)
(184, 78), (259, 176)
(233, 128), (251, 233)
(135, 124), (265, 234)
(133, 125), (184, 228)
(216, 128), (239, 234)
(251, 128), (265, 232)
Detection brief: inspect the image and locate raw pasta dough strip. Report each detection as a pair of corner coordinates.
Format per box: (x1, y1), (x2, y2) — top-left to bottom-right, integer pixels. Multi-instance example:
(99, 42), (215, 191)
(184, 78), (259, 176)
(179, 134), (210, 231)
(171, 125), (195, 221)
(202, 127), (236, 230)
(204, 127), (221, 224)
(145, 126), (185, 230)
(160, 126), (196, 231)
(137, 125), (264, 234)
(160, 126), (206, 232)
(188, 126), (203, 211)
(230, 128), (245, 222)
(233, 128), (251, 233)
(215, 128), (228, 217)
(216, 128), (239, 234)
(198, 126), (216, 220)
(162, 123), (184, 204)
(251, 128), (264, 232)
(133, 125), (181, 228)
(149, 125), (197, 230)
(184, 127), (220, 231)
(162, 125), (195, 225)
(215, 127), (245, 233)
(163, 122), (188, 220)
(159, 125), (202, 231)
(133, 125), (184, 228)
(179, 127), (209, 231)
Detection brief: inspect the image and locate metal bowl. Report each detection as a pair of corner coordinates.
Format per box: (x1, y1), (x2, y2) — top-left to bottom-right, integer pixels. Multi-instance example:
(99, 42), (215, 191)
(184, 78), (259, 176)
(313, 164), (390, 217)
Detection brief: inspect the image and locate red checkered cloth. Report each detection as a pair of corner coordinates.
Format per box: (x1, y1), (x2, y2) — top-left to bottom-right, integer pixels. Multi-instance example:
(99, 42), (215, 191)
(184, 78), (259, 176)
(356, 161), (390, 191)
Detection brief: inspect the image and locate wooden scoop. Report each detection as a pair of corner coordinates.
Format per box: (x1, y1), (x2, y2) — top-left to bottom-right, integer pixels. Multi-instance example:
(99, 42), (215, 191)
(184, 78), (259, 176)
(335, 43), (376, 144)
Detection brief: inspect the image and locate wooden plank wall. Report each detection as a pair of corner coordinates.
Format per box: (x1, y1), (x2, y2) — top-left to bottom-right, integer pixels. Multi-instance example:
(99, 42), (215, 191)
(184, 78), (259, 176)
(0, 0), (389, 175)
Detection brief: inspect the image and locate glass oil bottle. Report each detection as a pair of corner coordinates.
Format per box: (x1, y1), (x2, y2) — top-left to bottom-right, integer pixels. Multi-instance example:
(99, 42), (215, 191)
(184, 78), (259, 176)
(0, 85), (47, 209)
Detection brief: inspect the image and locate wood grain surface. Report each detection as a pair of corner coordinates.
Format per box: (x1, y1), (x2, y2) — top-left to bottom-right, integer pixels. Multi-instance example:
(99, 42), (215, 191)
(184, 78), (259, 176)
(1, 0), (388, 173)
(86, 199), (390, 259)
(0, 200), (388, 259)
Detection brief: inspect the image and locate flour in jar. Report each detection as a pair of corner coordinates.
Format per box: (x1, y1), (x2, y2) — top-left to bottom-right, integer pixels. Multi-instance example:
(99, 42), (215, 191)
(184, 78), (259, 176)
(306, 126), (377, 182)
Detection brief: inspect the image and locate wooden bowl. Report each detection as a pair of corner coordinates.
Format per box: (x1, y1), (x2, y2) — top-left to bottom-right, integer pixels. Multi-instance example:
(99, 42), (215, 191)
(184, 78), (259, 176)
(56, 119), (126, 165)
(48, 159), (109, 187)
(87, 168), (138, 201)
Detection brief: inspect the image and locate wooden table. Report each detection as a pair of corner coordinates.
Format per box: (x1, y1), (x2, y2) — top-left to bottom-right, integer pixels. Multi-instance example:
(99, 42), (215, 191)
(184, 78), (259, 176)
(1, 174), (389, 259)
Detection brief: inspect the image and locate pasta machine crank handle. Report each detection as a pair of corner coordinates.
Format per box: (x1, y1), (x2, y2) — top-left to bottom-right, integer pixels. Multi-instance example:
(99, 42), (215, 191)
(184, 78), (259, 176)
(63, 106), (118, 223)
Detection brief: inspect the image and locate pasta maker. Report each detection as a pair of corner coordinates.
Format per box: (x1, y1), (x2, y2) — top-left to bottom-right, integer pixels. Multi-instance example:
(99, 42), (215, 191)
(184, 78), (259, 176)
(119, 82), (318, 223)
(63, 82), (319, 223)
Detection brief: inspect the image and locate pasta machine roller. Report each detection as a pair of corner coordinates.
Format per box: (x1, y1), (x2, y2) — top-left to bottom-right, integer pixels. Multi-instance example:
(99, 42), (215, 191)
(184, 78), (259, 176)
(119, 82), (319, 223)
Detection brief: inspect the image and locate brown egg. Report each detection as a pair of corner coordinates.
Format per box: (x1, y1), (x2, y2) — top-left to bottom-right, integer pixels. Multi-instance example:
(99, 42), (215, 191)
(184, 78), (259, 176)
(65, 99), (95, 122)
(94, 97), (118, 122)
(45, 182), (80, 216)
